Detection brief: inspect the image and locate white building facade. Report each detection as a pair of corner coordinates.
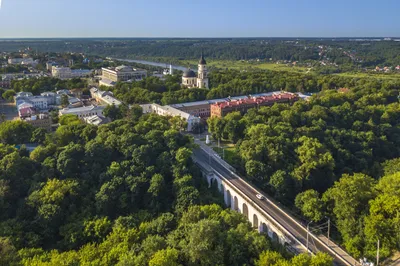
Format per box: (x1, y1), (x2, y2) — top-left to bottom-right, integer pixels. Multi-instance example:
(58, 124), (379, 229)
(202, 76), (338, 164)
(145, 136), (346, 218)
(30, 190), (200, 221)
(182, 54), (209, 89)
(197, 54), (209, 89)
(101, 65), (147, 82)
(52, 66), (72, 79)
(8, 57), (36, 65)
(90, 87), (122, 106)
(59, 105), (106, 118)
(16, 95), (54, 111)
(140, 103), (200, 132)
(52, 66), (92, 79)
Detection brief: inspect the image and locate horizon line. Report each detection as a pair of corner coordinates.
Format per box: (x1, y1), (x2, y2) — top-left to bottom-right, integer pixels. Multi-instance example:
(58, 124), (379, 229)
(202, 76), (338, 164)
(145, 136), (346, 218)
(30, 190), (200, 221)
(0, 36), (398, 39)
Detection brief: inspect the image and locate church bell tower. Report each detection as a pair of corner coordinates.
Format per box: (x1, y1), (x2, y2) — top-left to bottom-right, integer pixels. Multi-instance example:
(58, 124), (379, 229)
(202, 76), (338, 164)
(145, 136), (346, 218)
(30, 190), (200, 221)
(197, 53), (209, 89)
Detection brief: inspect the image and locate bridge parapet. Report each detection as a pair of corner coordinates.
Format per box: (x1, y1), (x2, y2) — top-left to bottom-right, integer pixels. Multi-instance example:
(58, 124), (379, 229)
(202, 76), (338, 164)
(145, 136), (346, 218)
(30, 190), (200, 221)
(193, 154), (359, 266)
(195, 158), (304, 252)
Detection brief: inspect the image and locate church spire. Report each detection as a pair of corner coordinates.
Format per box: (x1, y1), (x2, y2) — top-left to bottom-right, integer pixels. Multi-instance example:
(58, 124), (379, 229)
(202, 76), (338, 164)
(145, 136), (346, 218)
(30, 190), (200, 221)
(199, 52), (206, 65)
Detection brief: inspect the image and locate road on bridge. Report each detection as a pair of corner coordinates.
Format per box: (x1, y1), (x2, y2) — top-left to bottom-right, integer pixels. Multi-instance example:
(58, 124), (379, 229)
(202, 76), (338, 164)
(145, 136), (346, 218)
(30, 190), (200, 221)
(192, 146), (358, 266)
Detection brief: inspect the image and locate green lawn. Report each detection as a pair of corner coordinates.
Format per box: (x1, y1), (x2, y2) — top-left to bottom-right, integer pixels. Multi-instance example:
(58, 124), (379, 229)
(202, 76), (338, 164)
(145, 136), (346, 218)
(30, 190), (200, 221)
(334, 72), (400, 80)
(212, 146), (237, 165)
(180, 59), (308, 72)
(142, 56), (400, 79)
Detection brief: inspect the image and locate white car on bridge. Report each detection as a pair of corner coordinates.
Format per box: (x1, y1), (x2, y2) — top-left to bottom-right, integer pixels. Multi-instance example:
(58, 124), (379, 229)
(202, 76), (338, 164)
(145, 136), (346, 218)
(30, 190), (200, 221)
(256, 194), (265, 200)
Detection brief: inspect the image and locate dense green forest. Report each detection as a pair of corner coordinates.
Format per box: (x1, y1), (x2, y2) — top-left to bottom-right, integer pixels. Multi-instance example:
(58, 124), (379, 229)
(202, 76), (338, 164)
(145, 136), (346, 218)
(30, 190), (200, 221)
(0, 111), (334, 265)
(1, 38), (399, 264)
(7, 67), (400, 110)
(207, 81), (400, 260)
(1, 38), (400, 67)
(106, 68), (400, 107)
(10, 77), (88, 94)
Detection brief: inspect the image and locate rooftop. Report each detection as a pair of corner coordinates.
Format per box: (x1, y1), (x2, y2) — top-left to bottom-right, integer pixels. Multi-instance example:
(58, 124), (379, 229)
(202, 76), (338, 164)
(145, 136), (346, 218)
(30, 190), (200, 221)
(140, 103), (193, 120)
(199, 53), (207, 65)
(213, 93), (298, 109)
(102, 95), (122, 105)
(170, 91), (280, 108)
(19, 107), (36, 116)
(83, 115), (109, 126)
(103, 65), (145, 73)
(183, 69), (196, 78)
(59, 105), (105, 115)
(99, 78), (117, 86)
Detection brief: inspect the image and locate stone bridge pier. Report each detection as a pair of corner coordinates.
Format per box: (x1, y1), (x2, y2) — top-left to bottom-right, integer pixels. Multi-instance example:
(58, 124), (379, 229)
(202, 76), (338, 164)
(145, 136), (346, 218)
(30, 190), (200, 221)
(206, 171), (287, 245)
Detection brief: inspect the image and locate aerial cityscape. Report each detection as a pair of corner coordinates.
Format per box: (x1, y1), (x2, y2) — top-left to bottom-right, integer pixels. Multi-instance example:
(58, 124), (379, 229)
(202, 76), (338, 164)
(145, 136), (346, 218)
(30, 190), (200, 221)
(0, 1), (399, 266)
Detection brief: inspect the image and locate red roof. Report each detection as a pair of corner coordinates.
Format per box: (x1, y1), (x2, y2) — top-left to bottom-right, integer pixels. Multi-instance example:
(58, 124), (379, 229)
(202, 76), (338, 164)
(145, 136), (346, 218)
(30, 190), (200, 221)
(19, 107), (36, 117)
(212, 93), (297, 109)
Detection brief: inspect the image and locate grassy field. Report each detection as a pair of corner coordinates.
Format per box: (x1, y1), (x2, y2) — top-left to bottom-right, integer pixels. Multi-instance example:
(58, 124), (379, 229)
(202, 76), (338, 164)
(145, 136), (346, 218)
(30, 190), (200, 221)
(140, 56), (400, 79)
(334, 72), (400, 80)
(180, 59), (309, 73)
(212, 146), (237, 166)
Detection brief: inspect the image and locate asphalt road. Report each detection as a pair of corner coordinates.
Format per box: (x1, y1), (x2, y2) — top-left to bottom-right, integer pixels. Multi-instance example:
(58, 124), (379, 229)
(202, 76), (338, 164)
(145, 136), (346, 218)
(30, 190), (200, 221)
(193, 147), (357, 266)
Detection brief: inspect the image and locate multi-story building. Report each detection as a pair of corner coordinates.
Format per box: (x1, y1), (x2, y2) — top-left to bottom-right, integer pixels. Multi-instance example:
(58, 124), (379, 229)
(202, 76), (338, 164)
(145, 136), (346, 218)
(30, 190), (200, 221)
(52, 66), (72, 79)
(52, 66), (92, 79)
(83, 115), (109, 126)
(210, 92), (299, 118)
(16, 95), (50, 110)
(71, 69), (92, 78)
(67, 97), (83, 108)
(59, 105), (106, 119)
(170, 91), (290, 118)
(29, 96), (50, 110)
(0, 80), (11, 88)
(8, 57), (35, 65)
(19, 107), (36, 118)
(40, 92), (61, 105)
(101, 65), (147, 84)
(170, 99), (222, 118)
(16, 92), (34, 98)
(46, 61), (55, 71)
(1, 73), (49, 88)
(69, 88), (83, 98)
(22, 114), (52, 131)
(16, 91), (66, 115)
(140, 103), (200, 132)
(56, 89), (70, 95)
(90, 87), (122, 106)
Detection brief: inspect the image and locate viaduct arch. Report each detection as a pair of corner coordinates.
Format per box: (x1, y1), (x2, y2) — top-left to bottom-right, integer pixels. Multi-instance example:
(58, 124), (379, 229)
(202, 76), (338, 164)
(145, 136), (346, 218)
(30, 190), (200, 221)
(205, 169), (288, 245)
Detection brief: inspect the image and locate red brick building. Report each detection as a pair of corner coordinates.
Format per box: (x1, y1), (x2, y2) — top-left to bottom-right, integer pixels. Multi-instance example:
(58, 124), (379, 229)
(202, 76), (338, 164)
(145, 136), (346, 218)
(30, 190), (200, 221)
(210, 92), (299, 118)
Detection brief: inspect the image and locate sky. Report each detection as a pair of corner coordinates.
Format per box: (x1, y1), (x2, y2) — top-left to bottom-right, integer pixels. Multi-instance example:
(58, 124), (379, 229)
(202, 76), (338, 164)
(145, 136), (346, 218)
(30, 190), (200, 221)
(0, 0), (399, 38)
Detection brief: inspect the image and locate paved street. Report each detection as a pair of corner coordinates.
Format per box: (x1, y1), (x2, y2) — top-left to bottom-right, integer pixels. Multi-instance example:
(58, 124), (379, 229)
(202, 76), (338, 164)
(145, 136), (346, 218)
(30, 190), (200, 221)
(193, 143), (359, 266)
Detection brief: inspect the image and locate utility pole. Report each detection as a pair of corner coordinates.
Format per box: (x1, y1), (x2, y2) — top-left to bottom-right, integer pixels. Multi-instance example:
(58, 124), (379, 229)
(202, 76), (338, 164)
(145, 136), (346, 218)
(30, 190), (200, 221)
(377, 239), (380, 266)
(327, 218), (330, 246)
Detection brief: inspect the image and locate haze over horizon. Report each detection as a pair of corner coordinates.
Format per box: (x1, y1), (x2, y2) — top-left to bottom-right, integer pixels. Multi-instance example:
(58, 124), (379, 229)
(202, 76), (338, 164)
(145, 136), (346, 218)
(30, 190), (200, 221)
(0, 0), (399, 38)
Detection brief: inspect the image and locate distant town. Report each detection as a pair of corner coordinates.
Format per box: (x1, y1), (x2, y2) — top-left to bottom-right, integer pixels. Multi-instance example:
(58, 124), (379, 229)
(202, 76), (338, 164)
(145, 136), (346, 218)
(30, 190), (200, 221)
(0, 50), (312, 133)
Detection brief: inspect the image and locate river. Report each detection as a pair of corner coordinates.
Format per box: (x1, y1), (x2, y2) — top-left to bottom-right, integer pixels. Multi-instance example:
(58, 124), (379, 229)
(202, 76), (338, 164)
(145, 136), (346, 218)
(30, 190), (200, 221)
(114, 58), (189, 72)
